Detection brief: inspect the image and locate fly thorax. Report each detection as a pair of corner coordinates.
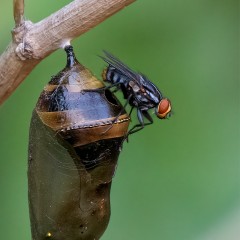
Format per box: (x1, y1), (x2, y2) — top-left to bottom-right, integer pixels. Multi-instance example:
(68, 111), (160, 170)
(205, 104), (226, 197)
(129, 80), (140, 93)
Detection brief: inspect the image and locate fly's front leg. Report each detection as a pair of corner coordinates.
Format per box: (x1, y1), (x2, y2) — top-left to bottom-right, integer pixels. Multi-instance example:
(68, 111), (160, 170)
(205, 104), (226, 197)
(127, 109), (145, 136)
(126, 110), (153, 138)
(142, 110), (154, 125)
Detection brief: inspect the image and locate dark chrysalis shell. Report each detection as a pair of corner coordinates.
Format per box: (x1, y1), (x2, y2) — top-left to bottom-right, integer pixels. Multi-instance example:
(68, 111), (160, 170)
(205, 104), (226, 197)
(28, 46), (130, 240)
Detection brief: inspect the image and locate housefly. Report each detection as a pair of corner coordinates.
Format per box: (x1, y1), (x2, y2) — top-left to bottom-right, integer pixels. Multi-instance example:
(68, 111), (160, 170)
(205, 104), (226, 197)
(101, 51), (172, 136)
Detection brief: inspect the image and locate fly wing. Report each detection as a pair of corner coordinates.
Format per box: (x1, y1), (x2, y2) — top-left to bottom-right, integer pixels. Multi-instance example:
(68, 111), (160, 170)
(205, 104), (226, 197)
(101, 51), (143, 87)
(139, 73), (161, 94)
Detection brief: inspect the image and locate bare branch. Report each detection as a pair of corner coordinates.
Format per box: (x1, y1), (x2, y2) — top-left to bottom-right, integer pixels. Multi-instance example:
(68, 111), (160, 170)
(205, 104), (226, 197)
(0, 0), (135, 105)
(13, 0), (24, 27)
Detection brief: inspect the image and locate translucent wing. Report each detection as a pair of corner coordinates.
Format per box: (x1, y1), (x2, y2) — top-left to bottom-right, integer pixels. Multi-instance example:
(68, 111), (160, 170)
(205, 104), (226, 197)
(101, 51), (143, 86)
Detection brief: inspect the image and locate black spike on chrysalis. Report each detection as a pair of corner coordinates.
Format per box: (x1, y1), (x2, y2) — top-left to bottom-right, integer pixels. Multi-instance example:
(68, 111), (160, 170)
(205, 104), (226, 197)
(28, 46), (130, 240)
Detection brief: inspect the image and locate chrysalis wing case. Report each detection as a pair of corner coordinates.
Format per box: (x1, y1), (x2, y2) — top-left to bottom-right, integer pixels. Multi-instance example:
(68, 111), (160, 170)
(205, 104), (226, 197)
(28, 46), (130, 240)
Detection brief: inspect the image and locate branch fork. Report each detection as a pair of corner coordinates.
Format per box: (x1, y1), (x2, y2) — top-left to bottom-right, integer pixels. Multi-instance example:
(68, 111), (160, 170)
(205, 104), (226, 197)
(12, 20), (35, 60)
(0, 0), (135, 105)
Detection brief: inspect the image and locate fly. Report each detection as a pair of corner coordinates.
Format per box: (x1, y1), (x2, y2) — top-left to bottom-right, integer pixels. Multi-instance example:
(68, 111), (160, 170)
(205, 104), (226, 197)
(101, 51), (172, 136)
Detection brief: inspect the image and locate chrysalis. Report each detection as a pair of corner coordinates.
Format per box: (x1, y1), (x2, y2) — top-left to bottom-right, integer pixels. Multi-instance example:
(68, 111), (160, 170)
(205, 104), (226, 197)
(28, 46), (130, 239)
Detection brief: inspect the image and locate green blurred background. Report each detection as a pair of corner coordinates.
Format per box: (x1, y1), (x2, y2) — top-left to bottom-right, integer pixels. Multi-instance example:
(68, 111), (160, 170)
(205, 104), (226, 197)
(0, 0), (239, 239)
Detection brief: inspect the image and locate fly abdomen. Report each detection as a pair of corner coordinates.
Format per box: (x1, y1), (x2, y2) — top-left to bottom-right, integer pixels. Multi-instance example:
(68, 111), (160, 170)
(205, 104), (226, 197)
(104, 66), (128, 85)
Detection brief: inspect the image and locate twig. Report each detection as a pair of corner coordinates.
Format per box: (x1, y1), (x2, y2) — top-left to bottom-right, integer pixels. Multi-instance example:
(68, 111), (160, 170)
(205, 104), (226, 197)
(13, 0), (24, 27)
(0, 0), (135, 105)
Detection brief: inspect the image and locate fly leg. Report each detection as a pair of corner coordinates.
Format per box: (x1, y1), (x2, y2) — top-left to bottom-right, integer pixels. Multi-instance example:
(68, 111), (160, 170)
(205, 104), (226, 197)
(83, 82), (121, 95)
(103, 82), (121, 92)
(125, 110), (153, 139)
(118, 106), (135, 147)
(102, 94), (132, 134)
(129, 106), (134, 117)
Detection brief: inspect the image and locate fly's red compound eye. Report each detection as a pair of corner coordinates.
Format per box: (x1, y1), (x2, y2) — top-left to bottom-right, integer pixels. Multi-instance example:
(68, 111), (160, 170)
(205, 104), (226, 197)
(156, 98), (171, 119)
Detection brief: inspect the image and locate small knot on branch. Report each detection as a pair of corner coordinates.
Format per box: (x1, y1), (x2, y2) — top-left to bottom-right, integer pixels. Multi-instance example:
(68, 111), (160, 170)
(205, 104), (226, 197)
(15, 42), (34, 61)
(12, 20), (36, 60)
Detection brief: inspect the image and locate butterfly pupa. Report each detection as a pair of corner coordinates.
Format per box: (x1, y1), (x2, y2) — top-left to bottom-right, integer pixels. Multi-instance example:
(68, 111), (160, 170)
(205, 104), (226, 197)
(28, 46), (130, 240)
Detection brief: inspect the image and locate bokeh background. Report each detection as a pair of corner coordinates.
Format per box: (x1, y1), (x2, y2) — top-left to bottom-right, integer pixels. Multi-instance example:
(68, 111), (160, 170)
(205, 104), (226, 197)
(0, 0), (239, 239)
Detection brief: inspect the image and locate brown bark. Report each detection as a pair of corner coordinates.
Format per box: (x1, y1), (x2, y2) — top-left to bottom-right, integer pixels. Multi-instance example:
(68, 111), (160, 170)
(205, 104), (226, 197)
(13, 0), (25, 26)
(0, 0), (135, 105)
